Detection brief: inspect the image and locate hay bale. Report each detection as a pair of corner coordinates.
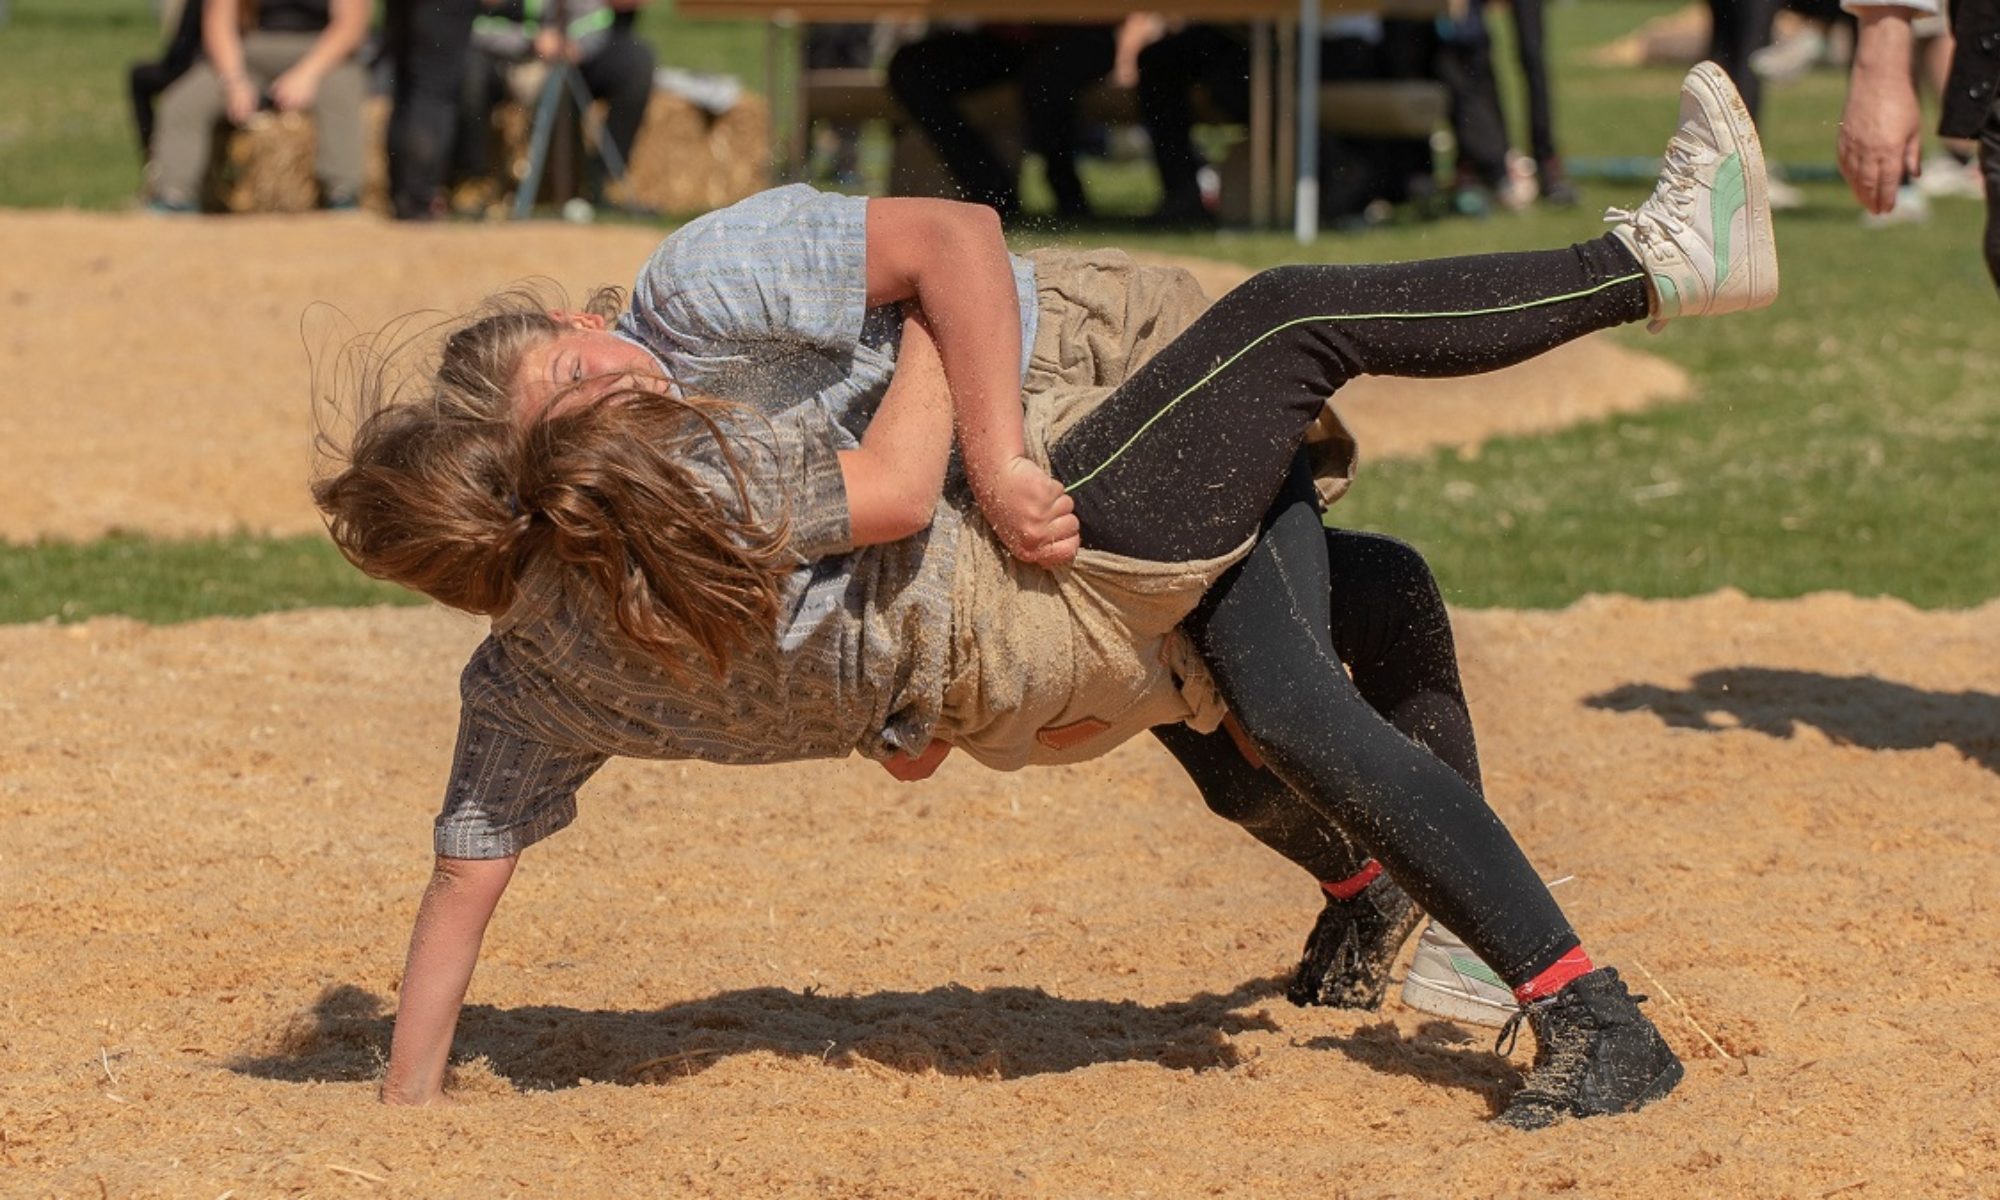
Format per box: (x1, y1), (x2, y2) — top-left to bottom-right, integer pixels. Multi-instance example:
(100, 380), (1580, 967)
(205, 109), (321, 213)
(621, 90), (771, 216)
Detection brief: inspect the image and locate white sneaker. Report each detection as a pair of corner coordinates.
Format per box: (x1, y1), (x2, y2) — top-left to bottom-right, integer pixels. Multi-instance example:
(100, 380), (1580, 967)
(1607, 61), (1780, 333)
(1399, 920), (1518, 1027)
(1916, 153), (1984, 201)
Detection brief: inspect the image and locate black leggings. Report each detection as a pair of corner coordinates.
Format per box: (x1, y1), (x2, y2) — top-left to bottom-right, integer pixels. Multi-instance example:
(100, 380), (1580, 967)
(1047, 237), (1648, 986)
(1155, 471), (1482, 888)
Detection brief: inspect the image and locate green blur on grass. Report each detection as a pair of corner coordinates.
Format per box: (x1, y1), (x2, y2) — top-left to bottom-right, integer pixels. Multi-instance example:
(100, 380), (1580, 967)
(2, 1), (1995, 622)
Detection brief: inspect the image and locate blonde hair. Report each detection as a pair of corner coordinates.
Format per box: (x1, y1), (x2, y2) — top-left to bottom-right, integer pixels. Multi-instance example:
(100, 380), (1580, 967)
(311, 286), (794, 678)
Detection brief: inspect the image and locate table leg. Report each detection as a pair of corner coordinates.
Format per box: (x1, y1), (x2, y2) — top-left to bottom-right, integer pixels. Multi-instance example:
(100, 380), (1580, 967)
(1276, 15), (1296, 231)
(1295, 0), (1322, 242)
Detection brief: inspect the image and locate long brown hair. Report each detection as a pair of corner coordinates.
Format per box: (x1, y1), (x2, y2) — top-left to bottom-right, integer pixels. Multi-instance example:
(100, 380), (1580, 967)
(311, 287), (794, 678)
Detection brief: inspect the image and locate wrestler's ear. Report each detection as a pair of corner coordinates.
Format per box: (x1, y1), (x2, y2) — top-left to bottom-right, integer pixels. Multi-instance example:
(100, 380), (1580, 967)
(547, 309), (607, 331)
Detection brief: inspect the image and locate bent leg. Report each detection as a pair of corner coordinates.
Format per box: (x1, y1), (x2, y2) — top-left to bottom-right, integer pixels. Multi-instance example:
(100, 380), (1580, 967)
(1183, 471), (1577, 988)
(1049, 237), (1648, 561)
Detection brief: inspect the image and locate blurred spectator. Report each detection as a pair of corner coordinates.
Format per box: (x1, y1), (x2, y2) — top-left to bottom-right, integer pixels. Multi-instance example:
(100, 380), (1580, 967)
(385, 0), (480, 220)
(1430, 2), (1512, 214)
(1487, 0), (1576, 206)
(1126, 18), (1250, 226)
(1706, 0), (1779, 118)
(452, 0), (656, 207)
(1840, 0), (2000, 285)
(1703, 0), (1810, 204)
(146, 0), (370, 212)
(887, 22), (1117, 219)
(805, 23), (882, 185)
(1317, 17), (1444, 223)
(129, 0), (207, 161)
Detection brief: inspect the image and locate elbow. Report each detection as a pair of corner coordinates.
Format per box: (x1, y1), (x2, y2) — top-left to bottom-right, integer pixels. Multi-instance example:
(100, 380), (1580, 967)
(882, 488), (938, 542)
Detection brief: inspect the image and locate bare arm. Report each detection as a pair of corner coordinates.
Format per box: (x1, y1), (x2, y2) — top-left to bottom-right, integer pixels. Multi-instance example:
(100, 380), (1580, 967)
(1838, 6), (1926, 214)
(381, 854), (518, 1105)
(861, 198), (1079, 567)
(202, 0), (258, 124)
(269, 0), (370, 111)
(839, 309), (953, 546)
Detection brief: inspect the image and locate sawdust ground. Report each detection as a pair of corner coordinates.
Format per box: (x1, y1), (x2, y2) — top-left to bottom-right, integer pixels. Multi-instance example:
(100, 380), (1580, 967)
(6, 210), (1990, 1198)
(1, 594), (1994, 1196)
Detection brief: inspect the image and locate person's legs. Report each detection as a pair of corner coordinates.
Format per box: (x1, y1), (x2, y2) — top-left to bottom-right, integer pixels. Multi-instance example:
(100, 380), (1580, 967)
(886, 30), (1028, 214)
(1017, 27), (1115, 218)
(306, 53), (368, 205)
(1705, 0), (1776, 120)
(1159, 462), (1488, 1010)
(1053, 59), (1774, 558)
(387, 0), (480, 221)
(149, 60), (228, 207)
(1049, 236), (1651, 561)
(450, 48), (504, 184)
(1979, 101), (2000, 292)
(581, 29), (656, 181)
(1138, 25), (1250, 221)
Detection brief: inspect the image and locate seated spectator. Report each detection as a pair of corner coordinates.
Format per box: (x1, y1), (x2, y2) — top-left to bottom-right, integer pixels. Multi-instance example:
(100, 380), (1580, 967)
(887, 22), (1117, 220)
(147, 0), (370, 212)
(452, 0), (655, 208)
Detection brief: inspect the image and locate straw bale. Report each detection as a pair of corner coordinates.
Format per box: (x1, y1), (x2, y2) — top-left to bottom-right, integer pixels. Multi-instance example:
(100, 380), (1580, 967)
(621, 90), (771, 216)
(205, 109), (320, 214)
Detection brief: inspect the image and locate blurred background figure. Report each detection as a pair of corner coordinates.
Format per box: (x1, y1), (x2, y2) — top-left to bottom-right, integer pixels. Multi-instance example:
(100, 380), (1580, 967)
(887, 21), (1118, 220)
(145, 0), (370, 212)
(1125, 17), (1249, 226)
(129, 0), (206, 163)
(1429, 1), (1513, 214)
(805, 21), (882, 186)
(1703, 0), (1807, 205)
(451, 0), (655, 211)
(386, 0), (479, 220)
(1486, 0), (1577, 206)
(1841, 0), (2000, 283)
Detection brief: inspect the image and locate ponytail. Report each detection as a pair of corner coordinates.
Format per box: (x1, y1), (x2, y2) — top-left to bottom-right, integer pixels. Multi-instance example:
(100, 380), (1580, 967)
(312, 287), (793, 678)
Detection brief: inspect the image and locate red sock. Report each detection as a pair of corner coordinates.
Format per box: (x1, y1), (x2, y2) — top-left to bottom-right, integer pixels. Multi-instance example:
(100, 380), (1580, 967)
(1321, 861), (1382, 902)
(1514, 946), (1595, 1003)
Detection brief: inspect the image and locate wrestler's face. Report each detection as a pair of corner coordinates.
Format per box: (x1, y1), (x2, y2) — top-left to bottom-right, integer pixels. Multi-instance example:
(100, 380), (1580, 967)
(513, 312), (666, 422)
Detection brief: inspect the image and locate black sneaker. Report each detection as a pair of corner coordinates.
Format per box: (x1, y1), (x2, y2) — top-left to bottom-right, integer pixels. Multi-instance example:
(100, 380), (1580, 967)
(1494, 967), (1684, 1130)
(1285, 874), (1423, 1009)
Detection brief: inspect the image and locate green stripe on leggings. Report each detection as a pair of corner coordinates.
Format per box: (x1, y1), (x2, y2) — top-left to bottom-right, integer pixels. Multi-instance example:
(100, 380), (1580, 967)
(1061, 272), (1647, 495)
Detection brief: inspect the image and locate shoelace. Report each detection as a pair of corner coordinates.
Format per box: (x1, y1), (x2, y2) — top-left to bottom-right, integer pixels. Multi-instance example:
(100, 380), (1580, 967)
(1494, 985), (1652, 1055)
(1602, 134), (1711, 248)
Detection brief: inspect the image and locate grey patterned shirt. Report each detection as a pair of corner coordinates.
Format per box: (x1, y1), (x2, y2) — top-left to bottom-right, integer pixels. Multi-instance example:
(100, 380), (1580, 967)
(436, 187), (1036, 859)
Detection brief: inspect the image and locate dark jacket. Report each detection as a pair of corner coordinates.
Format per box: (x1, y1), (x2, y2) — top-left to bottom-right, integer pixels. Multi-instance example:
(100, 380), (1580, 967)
(1944, 0), (2000, 139)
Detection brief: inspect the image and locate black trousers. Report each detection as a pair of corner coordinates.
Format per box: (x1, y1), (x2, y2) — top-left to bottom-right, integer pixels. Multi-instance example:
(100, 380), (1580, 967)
(1981, 101), (2000, 292)
(1503, 0), (1559, 166)
(1706, 0), (1778, 122)
(886, 26), (1115, 217)
(386, 0), (480, 220)
(1154, 479), (1483, 891)
(1136, 25), (1252, 211)
(1045, 237), (1649, 985)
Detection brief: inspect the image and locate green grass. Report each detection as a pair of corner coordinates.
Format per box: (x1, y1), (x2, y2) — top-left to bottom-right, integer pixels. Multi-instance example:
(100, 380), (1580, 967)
(4, 1), (1995, 622)
(0, 534), (420, 624)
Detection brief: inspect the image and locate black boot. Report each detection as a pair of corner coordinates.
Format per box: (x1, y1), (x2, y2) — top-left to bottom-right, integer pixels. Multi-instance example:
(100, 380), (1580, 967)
(1285, 874), (1423, 1009)
(1494, 967), (1684, 1129)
